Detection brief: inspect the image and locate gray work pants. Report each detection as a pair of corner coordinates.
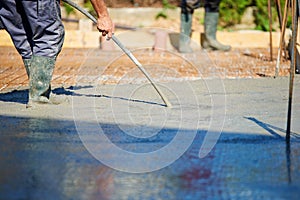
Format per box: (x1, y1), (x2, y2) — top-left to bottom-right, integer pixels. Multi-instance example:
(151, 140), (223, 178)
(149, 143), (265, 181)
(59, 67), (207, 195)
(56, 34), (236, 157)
(0, 0), (65, 59)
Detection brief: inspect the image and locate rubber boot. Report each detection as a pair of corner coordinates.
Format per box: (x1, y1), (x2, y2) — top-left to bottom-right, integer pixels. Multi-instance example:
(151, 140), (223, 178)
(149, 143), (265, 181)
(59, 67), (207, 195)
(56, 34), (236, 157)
(23, 58), (31, 78)
(201, 12), (231, 51)
(179, 13), (193, 53)
(27, 55), (55, 107)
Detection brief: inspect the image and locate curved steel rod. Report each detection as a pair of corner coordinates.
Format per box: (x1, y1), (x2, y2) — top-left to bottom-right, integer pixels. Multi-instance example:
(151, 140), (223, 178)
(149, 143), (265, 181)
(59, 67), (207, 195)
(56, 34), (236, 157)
(62, 0), (172, 107)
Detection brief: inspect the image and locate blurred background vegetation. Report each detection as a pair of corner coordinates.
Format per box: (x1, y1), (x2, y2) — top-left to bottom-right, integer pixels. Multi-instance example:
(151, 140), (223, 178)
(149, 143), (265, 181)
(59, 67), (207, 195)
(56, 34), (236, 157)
(219, 0), (289, 31)
(62, 0), (290, 31)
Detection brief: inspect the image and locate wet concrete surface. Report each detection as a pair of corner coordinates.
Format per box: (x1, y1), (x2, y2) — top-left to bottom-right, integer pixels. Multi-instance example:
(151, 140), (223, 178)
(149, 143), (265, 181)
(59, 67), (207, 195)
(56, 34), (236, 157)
(1, 77), (300, 199)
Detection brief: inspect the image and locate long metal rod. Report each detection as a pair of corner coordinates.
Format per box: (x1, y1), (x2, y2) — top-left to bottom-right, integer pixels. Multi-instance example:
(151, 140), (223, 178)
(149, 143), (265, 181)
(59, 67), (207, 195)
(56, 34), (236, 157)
(111, 36), (172, 108)
(275, 0), (283, 29)
(268, 0), (273, 61)
(286, 0), (298, 141)
(275, 0), (288, 61)
(62, 0), (172, 107)
(275, 0), (290, 77)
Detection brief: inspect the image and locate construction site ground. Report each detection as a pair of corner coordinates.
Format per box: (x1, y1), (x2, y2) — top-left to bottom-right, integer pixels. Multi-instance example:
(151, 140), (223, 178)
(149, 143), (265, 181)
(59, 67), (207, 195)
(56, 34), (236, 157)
(1, 7), (300, 200)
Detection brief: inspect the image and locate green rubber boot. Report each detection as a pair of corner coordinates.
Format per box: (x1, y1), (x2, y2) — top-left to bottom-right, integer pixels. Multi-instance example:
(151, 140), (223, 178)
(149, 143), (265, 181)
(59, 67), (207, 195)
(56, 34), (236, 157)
(201, 12), (231, 51)
(27, 55), (55, 107)
(179, 13), (193, 53)
(23, 58), (32, 78)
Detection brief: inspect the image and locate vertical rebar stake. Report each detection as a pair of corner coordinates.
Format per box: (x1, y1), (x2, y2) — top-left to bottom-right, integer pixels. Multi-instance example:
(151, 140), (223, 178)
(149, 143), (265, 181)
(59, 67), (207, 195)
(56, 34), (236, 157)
(275, 0), (290, 77)
(268, 0), (273, 61)
(286, 0), (298, 141)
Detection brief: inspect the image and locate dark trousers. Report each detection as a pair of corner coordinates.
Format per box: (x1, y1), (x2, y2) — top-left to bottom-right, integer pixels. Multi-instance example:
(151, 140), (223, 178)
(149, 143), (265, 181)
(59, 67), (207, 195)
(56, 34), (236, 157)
(0, 0), (64, 59)
(181, 0), (221, 14)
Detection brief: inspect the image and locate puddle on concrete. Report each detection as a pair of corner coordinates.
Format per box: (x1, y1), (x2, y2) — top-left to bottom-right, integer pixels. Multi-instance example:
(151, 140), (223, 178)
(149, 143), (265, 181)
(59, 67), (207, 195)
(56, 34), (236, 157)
(0, 115), (300, 199)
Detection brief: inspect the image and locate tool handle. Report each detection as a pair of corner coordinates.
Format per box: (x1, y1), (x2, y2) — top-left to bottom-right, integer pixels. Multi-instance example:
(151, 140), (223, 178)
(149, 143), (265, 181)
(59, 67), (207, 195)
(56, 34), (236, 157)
(111, 36), (172, 107)
(63, 0), (97, 23)
(111, 36), (142, 66)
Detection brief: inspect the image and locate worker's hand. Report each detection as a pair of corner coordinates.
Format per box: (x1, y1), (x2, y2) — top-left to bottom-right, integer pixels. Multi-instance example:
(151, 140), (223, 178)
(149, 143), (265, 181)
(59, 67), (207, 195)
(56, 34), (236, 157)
(97, 15), (114, 39)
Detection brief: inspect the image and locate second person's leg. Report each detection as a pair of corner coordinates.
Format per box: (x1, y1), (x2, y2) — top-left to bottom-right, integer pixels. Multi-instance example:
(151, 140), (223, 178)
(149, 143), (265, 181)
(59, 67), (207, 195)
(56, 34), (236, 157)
(179, 0), (201, 53)
(201, 0), (231, 51)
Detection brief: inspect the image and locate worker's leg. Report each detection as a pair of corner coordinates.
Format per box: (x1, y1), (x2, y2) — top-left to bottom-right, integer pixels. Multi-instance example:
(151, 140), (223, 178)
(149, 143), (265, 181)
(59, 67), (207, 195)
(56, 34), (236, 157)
(0, 0), (33, 77)
(21, 0), (65, 105)
(179, 0), (201, 53)
(202, 0), (231, 51)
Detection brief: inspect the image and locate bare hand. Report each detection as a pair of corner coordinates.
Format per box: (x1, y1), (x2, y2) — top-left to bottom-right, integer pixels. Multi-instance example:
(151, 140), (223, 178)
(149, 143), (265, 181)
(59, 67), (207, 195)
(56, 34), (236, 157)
(97, 15), (114, 39)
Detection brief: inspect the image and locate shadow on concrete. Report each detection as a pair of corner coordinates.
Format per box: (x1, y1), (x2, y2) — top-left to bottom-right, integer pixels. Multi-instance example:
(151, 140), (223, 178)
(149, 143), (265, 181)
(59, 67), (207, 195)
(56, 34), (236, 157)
(245, 117), (300, 139)
(0, 89), (28, 104)
(0, 87), (75, 105)
(1, 114), (300, 200)
(53, 86), (165, 106)
(0, 86), (89, 105)
(0, 86), (162, 107)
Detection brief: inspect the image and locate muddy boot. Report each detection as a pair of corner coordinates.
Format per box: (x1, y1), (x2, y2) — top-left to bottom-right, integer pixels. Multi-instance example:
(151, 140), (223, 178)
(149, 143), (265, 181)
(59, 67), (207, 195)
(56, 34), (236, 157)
(23, 58), (32, 78)
(179, 13), (193, 53)
(27, 55), (55, 108)
(201, 12), (231, 51)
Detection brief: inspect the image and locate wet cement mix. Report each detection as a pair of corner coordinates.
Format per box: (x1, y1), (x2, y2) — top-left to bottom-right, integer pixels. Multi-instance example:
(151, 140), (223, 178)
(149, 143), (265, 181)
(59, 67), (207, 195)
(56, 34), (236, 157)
(0, 44), (300, 199)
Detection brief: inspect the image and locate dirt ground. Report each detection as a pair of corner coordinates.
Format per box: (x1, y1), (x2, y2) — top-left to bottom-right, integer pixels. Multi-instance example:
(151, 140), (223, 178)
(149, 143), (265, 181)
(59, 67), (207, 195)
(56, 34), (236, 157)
(0, 5), (293, 91)
(0, 45), (291, 92)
